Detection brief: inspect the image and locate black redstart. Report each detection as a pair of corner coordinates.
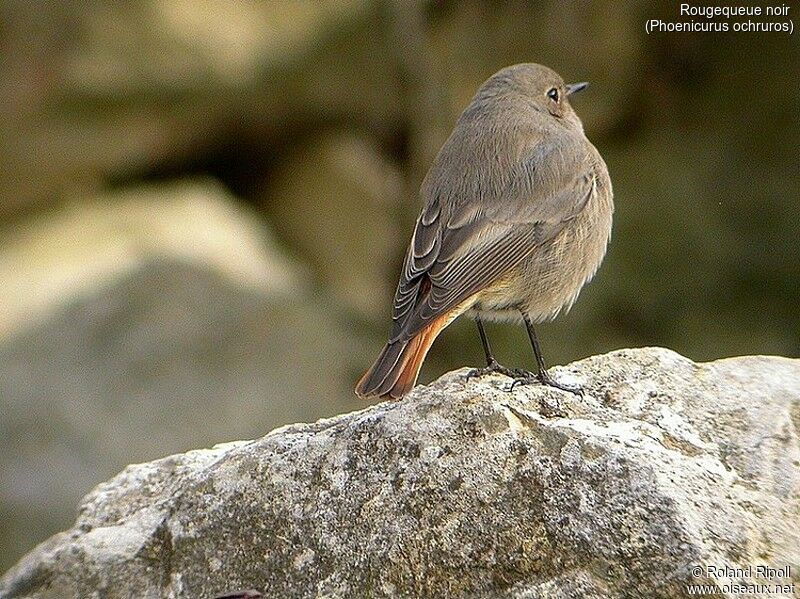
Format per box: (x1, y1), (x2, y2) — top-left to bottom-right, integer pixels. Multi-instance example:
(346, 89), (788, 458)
(356, 63), (613, 400)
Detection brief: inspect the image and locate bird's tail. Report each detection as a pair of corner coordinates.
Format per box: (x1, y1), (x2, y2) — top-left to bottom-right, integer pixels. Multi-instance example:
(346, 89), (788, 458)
(355, 314), (449, 400)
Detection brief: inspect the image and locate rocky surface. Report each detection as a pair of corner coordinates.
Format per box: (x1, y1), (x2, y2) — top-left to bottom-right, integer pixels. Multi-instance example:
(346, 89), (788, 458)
(2, 347), (798, 598)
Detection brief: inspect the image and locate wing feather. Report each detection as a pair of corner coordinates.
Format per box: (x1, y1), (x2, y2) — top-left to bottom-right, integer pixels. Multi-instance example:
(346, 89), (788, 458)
(387, 135), (601, 343)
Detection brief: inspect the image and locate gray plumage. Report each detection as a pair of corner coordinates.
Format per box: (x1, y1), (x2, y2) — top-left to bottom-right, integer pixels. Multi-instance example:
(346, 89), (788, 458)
(357, 63), (613, 400)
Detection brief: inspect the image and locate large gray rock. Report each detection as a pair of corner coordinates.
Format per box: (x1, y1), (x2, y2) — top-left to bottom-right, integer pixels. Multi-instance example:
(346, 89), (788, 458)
(2, 348), (798, 598)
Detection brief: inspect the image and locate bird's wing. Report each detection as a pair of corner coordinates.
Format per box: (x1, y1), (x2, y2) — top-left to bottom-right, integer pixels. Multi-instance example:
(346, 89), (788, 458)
(389, 140), (600, 343)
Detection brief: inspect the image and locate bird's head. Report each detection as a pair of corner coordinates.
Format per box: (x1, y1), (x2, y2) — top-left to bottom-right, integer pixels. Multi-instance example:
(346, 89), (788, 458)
(476, 63), (589, 131)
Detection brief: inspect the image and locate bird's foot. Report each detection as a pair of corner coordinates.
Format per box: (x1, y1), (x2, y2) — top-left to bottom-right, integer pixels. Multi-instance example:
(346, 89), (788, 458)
(508, 370), (584, 397)
(465, 360), (528, 382)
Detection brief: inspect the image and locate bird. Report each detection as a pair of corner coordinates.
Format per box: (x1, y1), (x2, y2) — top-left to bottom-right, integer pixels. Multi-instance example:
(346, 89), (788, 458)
(355, 63), (613, 400)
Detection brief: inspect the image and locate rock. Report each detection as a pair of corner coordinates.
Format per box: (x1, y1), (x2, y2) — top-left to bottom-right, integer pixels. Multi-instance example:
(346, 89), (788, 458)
(2, 348), (798, 598)
(0, 180), (371, 573)
(0, 179), (299, 340)
(0, 255), (370, 575)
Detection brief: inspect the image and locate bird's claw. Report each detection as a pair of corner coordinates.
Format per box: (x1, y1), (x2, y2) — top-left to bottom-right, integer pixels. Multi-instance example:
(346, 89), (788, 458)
(466, 361), (529, 381)
(508, 371), (584, 397)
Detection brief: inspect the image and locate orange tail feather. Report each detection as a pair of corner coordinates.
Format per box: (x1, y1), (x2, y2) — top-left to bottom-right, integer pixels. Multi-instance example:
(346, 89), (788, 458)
(355, 314), (450, 400)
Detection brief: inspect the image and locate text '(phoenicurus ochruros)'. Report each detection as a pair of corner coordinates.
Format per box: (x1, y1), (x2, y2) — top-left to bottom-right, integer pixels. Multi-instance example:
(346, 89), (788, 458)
(356, 63), (614, 400)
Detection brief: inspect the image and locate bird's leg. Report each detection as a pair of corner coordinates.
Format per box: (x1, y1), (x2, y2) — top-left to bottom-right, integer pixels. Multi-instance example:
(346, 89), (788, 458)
(509, 313), (583, 396)
(465, 316), (526, 380)
(477, 315), (497, 367)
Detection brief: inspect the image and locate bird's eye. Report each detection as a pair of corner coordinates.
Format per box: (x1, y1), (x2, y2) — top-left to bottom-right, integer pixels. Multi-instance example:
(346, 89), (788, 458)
(547, 87), (560, 102)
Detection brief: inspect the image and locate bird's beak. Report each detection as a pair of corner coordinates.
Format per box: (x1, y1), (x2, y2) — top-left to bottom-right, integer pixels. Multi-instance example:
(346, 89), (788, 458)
(566, 82), (589, 96)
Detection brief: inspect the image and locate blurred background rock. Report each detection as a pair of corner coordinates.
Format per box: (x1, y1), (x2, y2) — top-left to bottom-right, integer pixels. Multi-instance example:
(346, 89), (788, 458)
(0, 0), (797, 572)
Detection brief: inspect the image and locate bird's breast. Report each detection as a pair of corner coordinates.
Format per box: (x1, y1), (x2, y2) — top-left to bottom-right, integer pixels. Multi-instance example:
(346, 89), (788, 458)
(474, 171), (613, 323)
